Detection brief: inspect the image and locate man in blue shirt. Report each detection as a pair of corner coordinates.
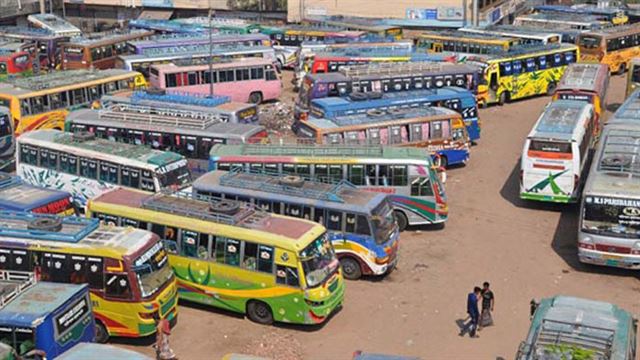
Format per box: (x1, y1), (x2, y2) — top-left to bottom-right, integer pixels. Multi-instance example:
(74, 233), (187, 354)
(460, 286), (482, 337)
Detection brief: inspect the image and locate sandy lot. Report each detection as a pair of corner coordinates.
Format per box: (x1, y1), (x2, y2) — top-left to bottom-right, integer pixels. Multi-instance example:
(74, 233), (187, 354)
(120, 72), (640, 360)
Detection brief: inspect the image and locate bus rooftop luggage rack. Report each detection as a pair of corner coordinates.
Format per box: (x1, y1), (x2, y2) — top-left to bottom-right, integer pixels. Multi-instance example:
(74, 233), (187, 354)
(68, 29), (151, 45)
(0, 26), (54, 36)
(140, 43), (242, 56)
(558, 64), (599, 91)
(11, 69), (127, 91)
(101, 103), (224, 129)
(339, 62), (461, 78)
(532, 318), (614, 359)
(535, 102), (585, 135)
(331, 106), (444, 127)
(241, 143), (385, 157)
(55, 131), (164, 160)
(132, 91), (230, 108)
(0, 211), (99, 243)
(0, 270), (37, 308)
(598, 129), (640, 175)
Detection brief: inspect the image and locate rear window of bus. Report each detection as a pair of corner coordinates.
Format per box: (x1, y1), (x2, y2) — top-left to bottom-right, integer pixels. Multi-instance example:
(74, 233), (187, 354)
(529, 140), (571, 154)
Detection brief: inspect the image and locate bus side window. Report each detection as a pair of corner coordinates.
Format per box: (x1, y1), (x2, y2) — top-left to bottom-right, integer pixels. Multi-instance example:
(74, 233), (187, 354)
(348, 165), (365, 186)
(180, 230), (200, 259)
(105, 273), (131, 299)
(79, 158), (97, 179)
(391, 165), (408, 186)
(70, 255), (87, 284)
(60, 153), (78, 175)
(226, 238), (240, 266)
(87, 257), (104, 290)
(345, 213), (357, 234)
(257, 245), (274, 273)
(141, 170), (155, 191)
(21, 99), (31, 116)
(378, 165), (389, 186)
(242, 241), (258, 271)
(327, 210), (343, 232)
(313, 208), (325, 225)
(356, 215), (371, 236)
(99, 161), (119, 184)
(276, 265), (299, 287)
(411, 177), (434, 196)
(537, 56), (547, 70)
(121, 166), (140, 189)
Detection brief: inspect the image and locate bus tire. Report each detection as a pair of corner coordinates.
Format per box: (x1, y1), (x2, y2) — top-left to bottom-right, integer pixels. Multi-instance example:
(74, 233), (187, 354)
(95, 321), (109, 343)
(618, 62), (627, 76)
(247, 300), (274, 325)
(546, 82), (556, 96)
(340, 257), (362, 280)
(394, 210), (408, 232)
(249, 92), (263, 104)
(498, 91), (509, 106)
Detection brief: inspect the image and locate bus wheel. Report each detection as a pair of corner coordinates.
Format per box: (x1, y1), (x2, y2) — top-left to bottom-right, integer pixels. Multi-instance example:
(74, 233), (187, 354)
(95, 321), (109, 343)
(498, 91), (509, 106)
(618, 63), (627, 76)
(247, 300), (274, 325)
(249, 92), (263, 104)
(394, 210), (408, 232)
(340, 257), (362, 280)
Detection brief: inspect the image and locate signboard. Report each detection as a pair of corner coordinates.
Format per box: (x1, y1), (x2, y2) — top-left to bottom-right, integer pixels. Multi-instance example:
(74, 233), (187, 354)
(306, 7), (327, 16)
(55, 297), (90, 336)
(437, 6), (464, 20)
(406, 8), (438, 20)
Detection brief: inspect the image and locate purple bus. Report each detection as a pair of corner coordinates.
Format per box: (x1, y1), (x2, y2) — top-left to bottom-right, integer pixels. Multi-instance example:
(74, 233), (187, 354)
(127, 33), (271, 55)
(0, 26), (68, 69)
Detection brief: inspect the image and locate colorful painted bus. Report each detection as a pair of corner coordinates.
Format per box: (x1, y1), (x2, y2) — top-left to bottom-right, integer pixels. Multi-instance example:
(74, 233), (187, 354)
(65, 104), (267, 176)
(577, 24), (640, 74)
(16, 129), (192, 207)
(128, 19), (205, 35)
(209, 144), (447, 230)
(417, 30), (520, 55)
(173, 17), (261, 35)
(193, 170), (399, 280)
(61, 29), (154, 70)
(466, 43), (579, 106)
(517, 296), (637, 360)
(27, 14), (81, 38)
(87, 188), (345, 326)
(0, 174), (75, 215)
(520, 100), (597, 203)
(513, 13), (607, 32)
(307, 87), (481, 141)
(0, 107), (13, 170)
(0, 212), (177, 342)
(534, 5), (629, 25)
(0, 69), (146, 135)
(0, 46), (33, 82)
(127, 33), (270, 56)
(0, 272), (94, 359)
(296, 62), (480, 119)
(0, 27), (67, 70)
(57, 343), (153, 360)
(149, 58), (281, 104)
(553, 63), (609, 126)
(459, 26), (561, 45)
(303, 16), (403, 40)
(626, 58), (640, 97)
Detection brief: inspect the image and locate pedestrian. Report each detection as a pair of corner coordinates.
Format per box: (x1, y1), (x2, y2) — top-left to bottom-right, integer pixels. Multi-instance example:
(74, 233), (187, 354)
(460, 286), (482, 338)
(155, 317), (177, 360)
(479, 281), (495, 330)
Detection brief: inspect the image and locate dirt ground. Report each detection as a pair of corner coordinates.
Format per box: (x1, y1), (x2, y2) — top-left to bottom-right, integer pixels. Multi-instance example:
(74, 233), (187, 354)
(120, 72), (640, 359)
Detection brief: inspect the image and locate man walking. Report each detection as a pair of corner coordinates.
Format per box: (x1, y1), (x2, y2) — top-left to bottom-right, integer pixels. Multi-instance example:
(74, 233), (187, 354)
(460, 286), (481, 337)
(479, 281), (495, 330)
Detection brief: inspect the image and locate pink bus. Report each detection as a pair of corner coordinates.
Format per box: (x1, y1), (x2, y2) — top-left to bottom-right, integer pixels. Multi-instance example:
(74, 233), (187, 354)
(148, 58), (282, 104)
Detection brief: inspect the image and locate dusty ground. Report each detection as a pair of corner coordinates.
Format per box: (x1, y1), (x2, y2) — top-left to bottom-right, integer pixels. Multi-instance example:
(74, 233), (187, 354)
(120, 73), (640, 359)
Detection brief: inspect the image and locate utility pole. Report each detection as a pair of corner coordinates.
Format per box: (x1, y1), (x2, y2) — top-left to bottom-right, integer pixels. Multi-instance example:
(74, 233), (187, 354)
(208, 0), (213, 97)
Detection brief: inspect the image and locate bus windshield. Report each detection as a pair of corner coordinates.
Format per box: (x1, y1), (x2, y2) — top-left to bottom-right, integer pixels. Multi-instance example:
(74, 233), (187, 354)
(132, 241), (173, 299)
(372, 200), (396, 244)
(299, 233), (339, 288)
(158, 160), (192, 189)
(579, 35), (601, 49)
(582, 197), (640, 238)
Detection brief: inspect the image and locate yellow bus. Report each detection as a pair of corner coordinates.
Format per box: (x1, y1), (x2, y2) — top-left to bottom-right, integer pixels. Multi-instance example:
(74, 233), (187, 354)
(577, 24), (640, 75)
(0, 69), (146, 135)
(466, 43), (579, 106)
(626, 58), (640, 97)
(417, 30), (519, 55)
(0, 211), (178, 343)
(87, 188), (345, 326)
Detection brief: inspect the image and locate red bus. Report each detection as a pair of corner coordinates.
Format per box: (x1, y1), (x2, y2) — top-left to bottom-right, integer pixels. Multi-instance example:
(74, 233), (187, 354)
(0, 51), (33, 81)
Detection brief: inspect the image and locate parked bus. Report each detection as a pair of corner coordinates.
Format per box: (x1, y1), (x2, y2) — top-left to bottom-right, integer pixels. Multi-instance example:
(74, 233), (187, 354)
(458, 26), (561, 45)
(127, 33), (270, 55)
(0, 69), (146, 135)
(0, 272), (94, 358)
(150, 58), (281, 104)
(417, 30), (520, 55)
(513, 13), (607, 31)
(517, 296), (637, 360)
(296, 62), (480, 119)
(87, 188), (345, 326)
(627, 57), (640, 97)
(58, 343), (153, 360)
(16, 129), (192, 207)
(209, 144), (447, 230)
(0, 27), (67, 69)
(0, 45), (33, 81)
(174, 17), (261, 35)
(193, 170), (399, 280)
(577, 24), (640, 74)
(466, 43), (578, 106)
(61, 29), (154, 70)
(0, 211), (178, 342)
(128, 19), (205, 35)
(520, 100), (597, 203)
(534, 5), (629, 25)
(0, 174), (75, 215)
(553, 63), (609, 125)
(303, 16), (403, 39)
(65, 104), (267, 176)
(308, 87), (481, 142)
(0, 107), (13, 170)
(27, 14), (81, 38)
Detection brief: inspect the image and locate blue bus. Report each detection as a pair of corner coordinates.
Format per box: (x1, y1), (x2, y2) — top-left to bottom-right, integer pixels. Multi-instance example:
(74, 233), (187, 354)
(0, 272), (95, 359)
(0, 107), (14, 171)
(0, 174), (76, 215)
(308, 87), (480, 141)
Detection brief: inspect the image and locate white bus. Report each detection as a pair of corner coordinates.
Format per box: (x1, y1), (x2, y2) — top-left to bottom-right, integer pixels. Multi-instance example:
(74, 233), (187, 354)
(16, 129), (192, 207)
(520, 100), (597, 203)
(459, 26), (561, 45)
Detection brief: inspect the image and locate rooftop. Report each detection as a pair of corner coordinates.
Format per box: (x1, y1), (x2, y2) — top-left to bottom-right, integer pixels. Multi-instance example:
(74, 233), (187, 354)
(530, 100), (591, 141)
(336, 62), (477, 79)
(308, 106), (456, 129)
(610, 90), (640, 125)
(0, 69), (134, 92)
(65, 29), (152, 46)
(0, 175), (69, 210)
(557, 63), (608, 92)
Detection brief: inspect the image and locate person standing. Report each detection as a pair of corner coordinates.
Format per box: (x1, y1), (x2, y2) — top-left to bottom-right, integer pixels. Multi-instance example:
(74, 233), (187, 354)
(460, 286), (482, 337)
(479, 281), (495, 330)
(155, 317), (177, 360)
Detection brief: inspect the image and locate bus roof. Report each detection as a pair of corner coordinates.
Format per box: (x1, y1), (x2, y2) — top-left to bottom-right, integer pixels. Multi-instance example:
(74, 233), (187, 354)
(608, 89), (640, 126)
(535, 4), (625, 16)
(557, 63), (609, 93)
(0, 280), (87, 328)
(129, 33), (268, 48)
(529, 100), (591, 142)
(462, 25), (562, 39)
(338, 62), (476, 79)
(119, 45), (273, 62)
(0, 26), (62, 40)
(91, 188), (322, 249)
(0, 69), (138, 96)
(419, 30), (518, 43)
(516, 12), (606, 24)
(19, 130), (184, 168)
(466, 43), (577, 63)
(151, 57), (273, 73)
(580, 23), (640, 38)
(306, 106), (458, 129)
(195, 170), (386, 211)
(64, 29), (153, 47)
(27, 14), (81, 36)
(0, 175), (70, 211)
(58, 343), (153, 360)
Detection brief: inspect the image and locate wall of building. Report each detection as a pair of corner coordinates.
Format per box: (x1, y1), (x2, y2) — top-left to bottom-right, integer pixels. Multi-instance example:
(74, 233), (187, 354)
(0, 0), (47, 20)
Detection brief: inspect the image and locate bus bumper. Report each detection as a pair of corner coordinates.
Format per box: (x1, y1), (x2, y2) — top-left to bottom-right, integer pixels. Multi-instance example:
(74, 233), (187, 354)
(520, 192), (574, 203)
(578, 248), (640, 269)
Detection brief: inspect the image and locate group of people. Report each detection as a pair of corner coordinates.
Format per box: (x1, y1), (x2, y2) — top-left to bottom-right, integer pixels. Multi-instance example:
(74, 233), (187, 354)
(461, 282), (495, 338)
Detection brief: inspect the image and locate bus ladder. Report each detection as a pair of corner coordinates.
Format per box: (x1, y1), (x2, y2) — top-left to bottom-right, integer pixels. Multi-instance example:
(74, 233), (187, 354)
(100, 103), (224, 129)
(0, 270), (36, 309)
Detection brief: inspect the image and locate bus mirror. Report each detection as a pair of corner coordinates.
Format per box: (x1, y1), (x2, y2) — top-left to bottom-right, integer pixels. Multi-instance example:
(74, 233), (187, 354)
(529, 299), (539, 319)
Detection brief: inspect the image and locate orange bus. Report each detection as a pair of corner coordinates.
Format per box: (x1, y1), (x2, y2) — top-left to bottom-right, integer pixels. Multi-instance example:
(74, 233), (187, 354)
(61, 30), (153, 70)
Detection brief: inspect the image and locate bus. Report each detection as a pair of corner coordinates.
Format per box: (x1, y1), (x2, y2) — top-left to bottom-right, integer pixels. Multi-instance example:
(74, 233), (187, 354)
(208, 144), (448, 230)
(58, 343), (153, 360)
(27, 14), (82, 38)
(102, 90), (260, 124)
(65, 104), (267, 176)
(193, 170), (399, 280)
(0, 107), (13, 170)
(116, 45), (276, 78)
(520, 100), (597, 203)
(0, 27), (67, 70)
(61, 29), (154, 70)
(16, 129), (192, 207)
(0, 211), (178, 342)
(459, 26), (561, 45)
(303, 16), (403, 39)
(307, 87), (481, 142)
(173, 17), (261, 35)
(577, 24), (640, 74)
(127, 33), (270, 56)
(149, 58), (281, 104)
(553, 63), (609, 125)
(0, 50), (33, 81)
(0, 173), (76, 215)
(534, 5), (629, 26)
(626, 58), (640, 97)
(87, 188), (345, 326)
(296, 106), (469, 167)
(416, 30), (520, 55)
(466, 43), (579, 106)
(513, 13), (607, 32)
(296, 62), (480, 120)
(517, 296), (637, 360)
(0, 69), (146, 135)
(0, 272), (94, 359)
(128, 19), (205, 35)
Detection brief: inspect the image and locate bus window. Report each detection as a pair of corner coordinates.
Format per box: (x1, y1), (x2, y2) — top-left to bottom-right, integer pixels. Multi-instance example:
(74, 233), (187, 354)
(257, 245), (273, 273)
(105, 273), (131, 299)
(276, 265), (299, 287)
(242, 241), (258, 270)
(87, 257), (103, 289)
(70, 256), (88, 284)
(180, 230), (200, 258)
(348, 165), (365, 186)
(225, 238), (240, 266)
(356, 215), (371, 236)
(327, 210), (343, 231)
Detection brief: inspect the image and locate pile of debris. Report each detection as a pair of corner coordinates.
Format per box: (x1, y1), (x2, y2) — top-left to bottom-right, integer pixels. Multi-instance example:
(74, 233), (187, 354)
(259, 101), (294, 137)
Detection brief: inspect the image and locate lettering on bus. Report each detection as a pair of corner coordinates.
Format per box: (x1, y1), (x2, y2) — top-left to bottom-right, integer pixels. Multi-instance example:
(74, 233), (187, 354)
(587, 196), (640, 207)
(157, 159), (188, 175)
(238, 107), (257, 120)
(362, 187), (397, 194)
(31, 198), (72, 215)
(134, 241), (167, 268)
(586, 196), (640, 227)
(558, 94), (592, 102)
(55, 297), (89, 336)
